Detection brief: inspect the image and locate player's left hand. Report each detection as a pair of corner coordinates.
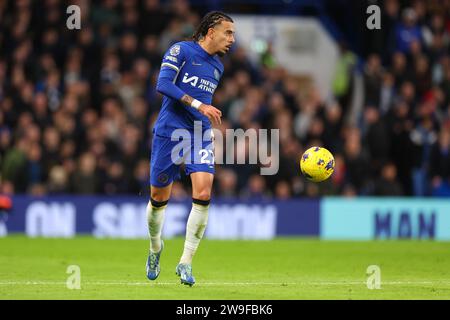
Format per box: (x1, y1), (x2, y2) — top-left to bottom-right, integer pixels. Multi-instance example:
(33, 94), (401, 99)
(198, 104), (222, 125)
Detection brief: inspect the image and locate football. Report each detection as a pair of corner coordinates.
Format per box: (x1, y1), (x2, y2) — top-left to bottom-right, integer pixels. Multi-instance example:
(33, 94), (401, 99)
(300, 146), (335, 182)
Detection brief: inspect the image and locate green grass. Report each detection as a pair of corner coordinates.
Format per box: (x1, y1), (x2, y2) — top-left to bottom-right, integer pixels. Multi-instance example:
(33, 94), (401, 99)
(1, 235), (450, 299)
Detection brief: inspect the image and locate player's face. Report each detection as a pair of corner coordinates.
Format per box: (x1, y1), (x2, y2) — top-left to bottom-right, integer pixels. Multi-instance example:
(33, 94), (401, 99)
(212, 20), (235, 57)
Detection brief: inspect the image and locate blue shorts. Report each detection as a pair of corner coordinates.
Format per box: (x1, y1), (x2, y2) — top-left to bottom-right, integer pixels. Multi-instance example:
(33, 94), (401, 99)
(150, 134), (215, 187)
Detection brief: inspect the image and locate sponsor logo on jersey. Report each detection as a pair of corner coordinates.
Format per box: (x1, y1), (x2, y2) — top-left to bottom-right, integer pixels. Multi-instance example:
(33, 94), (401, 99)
(182, 73), (217, 94)
(165, 55), (178, 63)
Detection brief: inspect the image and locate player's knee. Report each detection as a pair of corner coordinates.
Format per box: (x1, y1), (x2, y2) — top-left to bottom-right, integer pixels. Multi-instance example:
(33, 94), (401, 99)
(150, 190), (169, 203)
(193, 190), (211, 201)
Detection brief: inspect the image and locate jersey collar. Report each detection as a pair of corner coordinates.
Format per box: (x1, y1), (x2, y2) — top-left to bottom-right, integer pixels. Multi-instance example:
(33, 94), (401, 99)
(193, 41), (216, 59)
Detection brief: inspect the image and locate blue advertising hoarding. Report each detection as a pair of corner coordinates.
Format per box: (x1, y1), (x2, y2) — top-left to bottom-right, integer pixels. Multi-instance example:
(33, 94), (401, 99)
(1, 196), (319, 239)
(321, 197), (450, 240)
(2, 196), (450, 240)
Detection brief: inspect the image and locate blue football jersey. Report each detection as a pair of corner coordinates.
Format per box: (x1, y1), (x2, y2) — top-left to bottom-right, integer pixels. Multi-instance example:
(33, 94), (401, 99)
(153, 41), (224, 139)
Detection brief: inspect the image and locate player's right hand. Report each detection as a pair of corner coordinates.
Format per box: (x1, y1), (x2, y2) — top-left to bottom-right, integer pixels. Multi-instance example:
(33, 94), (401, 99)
(198, 104), (222, 125)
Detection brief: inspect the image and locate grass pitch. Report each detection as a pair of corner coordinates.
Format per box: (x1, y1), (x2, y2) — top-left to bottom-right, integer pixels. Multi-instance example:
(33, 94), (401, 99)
(1, 236), (449, 299)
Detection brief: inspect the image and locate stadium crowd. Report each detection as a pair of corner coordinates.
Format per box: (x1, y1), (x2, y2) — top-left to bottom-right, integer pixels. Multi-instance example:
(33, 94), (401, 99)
(0, 0), (449, 199)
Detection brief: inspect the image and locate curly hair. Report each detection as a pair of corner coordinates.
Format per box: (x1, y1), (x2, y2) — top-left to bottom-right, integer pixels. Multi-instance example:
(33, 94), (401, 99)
(192, 11), (233, 42)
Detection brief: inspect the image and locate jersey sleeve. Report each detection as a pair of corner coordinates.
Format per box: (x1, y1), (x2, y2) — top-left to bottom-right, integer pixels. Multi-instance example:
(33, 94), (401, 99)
(160, 43), (187, 74)
(156, 43), (188, 101)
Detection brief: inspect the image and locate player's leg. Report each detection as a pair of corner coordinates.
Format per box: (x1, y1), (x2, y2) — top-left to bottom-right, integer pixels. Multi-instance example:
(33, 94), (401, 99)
(146, 134), (181, 281)
(172, 135), (214, 285)
(148, 184), (172, 253)
(176, 172), (213, 286)
(180, 171), (213, 264)
(146, 184), (171, 280)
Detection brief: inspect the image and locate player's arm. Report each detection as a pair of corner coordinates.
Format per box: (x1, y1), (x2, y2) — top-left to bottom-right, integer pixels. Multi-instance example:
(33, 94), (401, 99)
(156, 70), (222, 125)
(180, 94), (222, 125)
(156, 68), (222, 125)
(156, 44), (222, 125)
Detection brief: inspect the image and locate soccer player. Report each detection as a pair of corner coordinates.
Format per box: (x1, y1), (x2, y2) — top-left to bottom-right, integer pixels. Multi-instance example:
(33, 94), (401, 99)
(146, 11), (235, 286)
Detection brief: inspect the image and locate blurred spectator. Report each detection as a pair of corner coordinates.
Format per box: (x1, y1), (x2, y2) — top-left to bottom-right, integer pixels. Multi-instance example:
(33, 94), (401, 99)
(386, 101), (413, 189)
(103, 161), (129, 195)
(27, 143), (43, 185)
(71, 152), (98, 194)
(390, 51), (412, 87)
(332, 42), (357, 111)
(274, 180), (291, 200)
(42, 126), (61, 176)
(364, 107), (390, 173)
(413, 55), (432, 97)
(216, 168), (238, 198)
(48, 166), (69, 194)
(429, 127), (450, 196)
(240, 174), (271, 200)
(394, 8), (423, 54)
(410, 116), (438, 195)
(322, 102), (343, 151)
(342, 127), (371, 193)
(381, 0), (400, 57)
(2, 137), (28, 193)
(139, 0), (173, 37)
(379, 72), (395, 115)
(131, 159), (150, 194)
(363, 54), (383, 107)
(373, 162), (404, 196)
